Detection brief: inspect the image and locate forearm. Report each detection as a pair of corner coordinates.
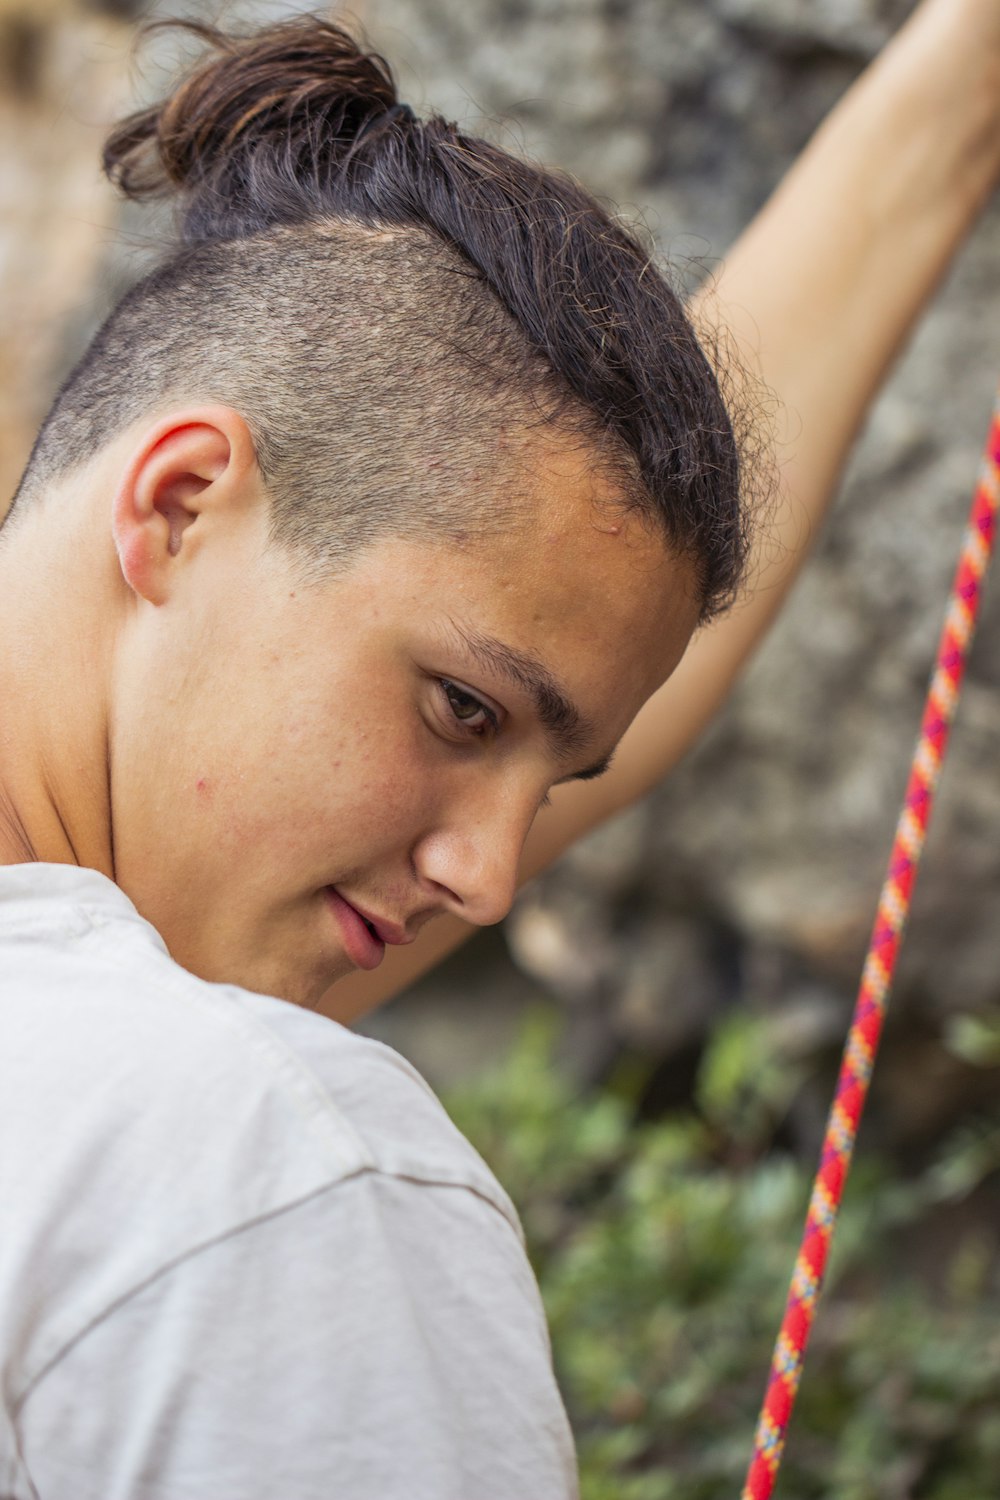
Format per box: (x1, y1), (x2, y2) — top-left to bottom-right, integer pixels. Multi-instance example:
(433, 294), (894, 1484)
(560, 0), (1000, 830)
(698, 0), (1000, 530)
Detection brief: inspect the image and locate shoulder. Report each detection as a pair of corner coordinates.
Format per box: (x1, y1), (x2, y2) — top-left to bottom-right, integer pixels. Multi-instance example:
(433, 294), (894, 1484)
(1, 861), (512, 1213)
(1, 868), (575, 1498)
(0, 864), (518, 1396)
(238, 987), (519, 1223)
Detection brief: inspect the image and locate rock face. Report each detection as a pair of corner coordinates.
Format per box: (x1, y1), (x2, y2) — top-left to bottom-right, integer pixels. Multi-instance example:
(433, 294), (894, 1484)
(0, 0), (130, 505)
(4, 0), (999, 1148)
(359, 0), (1000, 1145)
(0, 0), (302, 504)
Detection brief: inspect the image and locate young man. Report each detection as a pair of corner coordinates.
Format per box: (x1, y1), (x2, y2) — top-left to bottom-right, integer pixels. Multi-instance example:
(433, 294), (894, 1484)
(2, 1), (998, 1495)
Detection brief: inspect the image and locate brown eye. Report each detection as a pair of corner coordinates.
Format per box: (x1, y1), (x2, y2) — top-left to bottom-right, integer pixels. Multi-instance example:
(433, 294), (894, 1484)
(446, 684), (482, 720)
(439, 679), (499, 735)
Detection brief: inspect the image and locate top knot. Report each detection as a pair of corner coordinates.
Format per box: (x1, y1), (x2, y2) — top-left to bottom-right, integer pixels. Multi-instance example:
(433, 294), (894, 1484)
(103, 17), (413, 240)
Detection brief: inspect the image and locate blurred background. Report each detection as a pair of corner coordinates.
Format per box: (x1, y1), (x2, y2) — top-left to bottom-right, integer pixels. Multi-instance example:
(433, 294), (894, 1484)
(4, 0), (1000, 1492)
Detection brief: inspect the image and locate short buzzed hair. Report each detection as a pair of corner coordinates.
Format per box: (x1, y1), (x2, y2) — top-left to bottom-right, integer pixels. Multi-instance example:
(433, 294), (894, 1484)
(16, 220), (580, 571)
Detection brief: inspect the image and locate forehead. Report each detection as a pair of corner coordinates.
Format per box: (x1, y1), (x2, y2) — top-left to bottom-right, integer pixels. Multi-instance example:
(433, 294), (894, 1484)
(488, 510), (694, 728)
(327, 430), (701, 748)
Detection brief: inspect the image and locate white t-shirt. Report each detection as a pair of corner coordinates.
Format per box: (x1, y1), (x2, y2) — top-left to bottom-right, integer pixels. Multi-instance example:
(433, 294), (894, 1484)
(0, 863), (578, 1499)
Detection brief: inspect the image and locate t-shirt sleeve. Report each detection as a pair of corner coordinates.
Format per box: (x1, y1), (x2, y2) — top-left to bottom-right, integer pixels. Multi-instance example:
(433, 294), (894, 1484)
(14, 1170), (578, 1500)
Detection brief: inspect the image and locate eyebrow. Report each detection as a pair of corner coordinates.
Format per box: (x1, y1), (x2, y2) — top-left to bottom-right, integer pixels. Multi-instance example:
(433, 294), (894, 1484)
(449, 622), (614, 782)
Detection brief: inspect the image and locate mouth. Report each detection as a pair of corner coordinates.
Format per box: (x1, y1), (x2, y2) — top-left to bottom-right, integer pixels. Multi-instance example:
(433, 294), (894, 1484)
(324, 890), (416, 972)
(324, 888), (386, 971)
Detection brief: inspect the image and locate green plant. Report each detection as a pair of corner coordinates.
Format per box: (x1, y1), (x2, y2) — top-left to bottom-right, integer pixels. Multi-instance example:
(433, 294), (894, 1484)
(444, 1013), (1000, 1499)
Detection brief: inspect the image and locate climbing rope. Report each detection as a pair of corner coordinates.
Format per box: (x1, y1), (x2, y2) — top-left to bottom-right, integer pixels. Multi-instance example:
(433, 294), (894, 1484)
(741, 391), (1000, 1500)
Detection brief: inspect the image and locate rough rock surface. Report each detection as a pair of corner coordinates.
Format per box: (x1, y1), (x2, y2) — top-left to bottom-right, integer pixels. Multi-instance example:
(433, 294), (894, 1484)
(360, 0), (1000, 1144)
(4, 0), (999, 1147)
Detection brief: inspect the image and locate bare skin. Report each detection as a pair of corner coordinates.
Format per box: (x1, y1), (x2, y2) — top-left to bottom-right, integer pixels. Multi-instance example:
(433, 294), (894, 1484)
(0, 413), (697, 1008)
(2, 0), (1000, 1018)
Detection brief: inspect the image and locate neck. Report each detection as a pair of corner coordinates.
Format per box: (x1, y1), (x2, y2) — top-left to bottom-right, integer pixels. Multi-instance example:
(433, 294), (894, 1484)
(0, 788), (36, 863)
(0, 487), (116, 874)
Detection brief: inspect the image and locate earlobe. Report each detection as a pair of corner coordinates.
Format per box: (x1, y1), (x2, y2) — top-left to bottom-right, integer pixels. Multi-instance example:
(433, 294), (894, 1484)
(111, 408), (257, 606)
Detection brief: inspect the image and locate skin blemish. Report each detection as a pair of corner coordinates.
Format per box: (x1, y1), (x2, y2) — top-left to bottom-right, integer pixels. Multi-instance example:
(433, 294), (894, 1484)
(195, 777), (210, 796)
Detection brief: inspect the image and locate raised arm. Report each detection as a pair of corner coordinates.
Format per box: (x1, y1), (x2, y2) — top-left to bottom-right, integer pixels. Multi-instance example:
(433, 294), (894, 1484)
(328, 0), (1000, 1023)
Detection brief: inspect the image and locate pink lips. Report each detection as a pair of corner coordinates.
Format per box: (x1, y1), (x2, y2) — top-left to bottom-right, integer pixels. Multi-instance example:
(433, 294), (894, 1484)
(325, 889), (386, 971)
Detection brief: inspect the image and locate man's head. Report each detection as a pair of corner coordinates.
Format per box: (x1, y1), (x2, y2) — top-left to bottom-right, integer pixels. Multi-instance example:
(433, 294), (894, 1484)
(99, 407), (701, 1003)
(0, 17), (751, 1005)
(11, 17), (747, 613)
(1, 400), (697, 1004)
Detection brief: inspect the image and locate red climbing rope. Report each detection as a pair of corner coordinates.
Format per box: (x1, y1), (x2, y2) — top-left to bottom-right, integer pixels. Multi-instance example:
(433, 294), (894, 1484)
(741, 393), (1000, 1500)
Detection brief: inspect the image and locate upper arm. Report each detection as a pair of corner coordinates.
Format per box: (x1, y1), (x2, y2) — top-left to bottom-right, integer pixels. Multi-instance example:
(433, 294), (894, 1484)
(17, 1175), (577, 1500)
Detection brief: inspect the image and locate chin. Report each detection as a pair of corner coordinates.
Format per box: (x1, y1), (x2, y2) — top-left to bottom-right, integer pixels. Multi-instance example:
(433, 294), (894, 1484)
(168, 898), (351, 1009)
(182, 944), (338, 1011)
(245, 961), (342, 1011)
(275, 951), (357, 1010)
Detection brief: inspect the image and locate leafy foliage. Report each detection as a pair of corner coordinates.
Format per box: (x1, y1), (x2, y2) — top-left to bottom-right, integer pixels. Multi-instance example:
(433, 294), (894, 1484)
(444, 1014), (1000, 1500)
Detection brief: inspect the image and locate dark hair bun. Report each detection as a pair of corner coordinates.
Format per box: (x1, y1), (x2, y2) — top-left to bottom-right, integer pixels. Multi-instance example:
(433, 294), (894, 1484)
(103, 17), (405, 238)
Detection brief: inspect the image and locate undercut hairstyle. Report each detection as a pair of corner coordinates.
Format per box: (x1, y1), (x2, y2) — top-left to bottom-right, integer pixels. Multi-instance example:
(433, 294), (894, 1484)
(9, 15), (759, 620)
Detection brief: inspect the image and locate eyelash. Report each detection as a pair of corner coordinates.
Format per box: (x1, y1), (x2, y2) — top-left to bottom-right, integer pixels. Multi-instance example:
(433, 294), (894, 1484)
(437, 679), (501, 739)
(435, 679), (555, 810)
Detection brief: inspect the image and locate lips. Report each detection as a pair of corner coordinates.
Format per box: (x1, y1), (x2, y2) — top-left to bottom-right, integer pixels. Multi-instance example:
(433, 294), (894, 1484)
(346, 902), (413, 948)
(325, 889), (385, 971)
(325, 889), (416, 971)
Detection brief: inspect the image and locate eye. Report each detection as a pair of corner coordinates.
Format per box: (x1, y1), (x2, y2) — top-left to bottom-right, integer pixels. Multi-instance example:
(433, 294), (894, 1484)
(438, 679), (500, 738)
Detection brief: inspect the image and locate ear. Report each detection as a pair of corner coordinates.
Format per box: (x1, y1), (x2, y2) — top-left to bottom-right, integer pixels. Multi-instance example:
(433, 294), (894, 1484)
(111, 406), (260, 606)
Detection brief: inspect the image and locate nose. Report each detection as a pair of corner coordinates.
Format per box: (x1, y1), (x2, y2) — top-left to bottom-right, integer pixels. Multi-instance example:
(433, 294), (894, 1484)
(413, 790), (534, 928)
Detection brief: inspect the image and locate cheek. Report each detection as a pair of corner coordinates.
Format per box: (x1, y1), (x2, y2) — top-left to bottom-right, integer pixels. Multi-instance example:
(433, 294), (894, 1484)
(170, 646), (440, 879)
(241, 704), (435, 865)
